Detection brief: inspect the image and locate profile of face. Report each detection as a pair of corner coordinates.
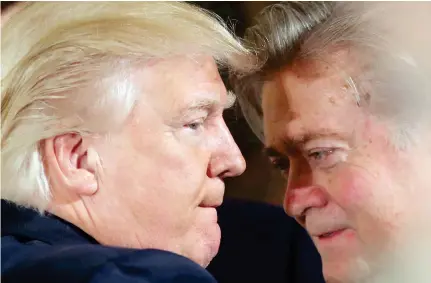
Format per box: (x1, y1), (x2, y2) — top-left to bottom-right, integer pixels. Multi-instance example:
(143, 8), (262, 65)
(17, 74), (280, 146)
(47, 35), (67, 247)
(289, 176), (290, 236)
(46, 56), (246, 267)
(262, 52), (431, 282)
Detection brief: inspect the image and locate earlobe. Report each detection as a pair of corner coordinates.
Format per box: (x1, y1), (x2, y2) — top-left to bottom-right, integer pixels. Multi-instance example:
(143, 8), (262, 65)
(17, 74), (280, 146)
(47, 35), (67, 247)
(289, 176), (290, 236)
(45, 133), (99, 197)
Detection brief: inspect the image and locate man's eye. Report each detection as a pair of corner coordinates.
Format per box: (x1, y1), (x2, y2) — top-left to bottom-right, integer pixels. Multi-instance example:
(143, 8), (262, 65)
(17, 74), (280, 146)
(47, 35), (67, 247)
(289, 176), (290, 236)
(186, 122), (202, 130)
(184, 119), (205, 131)
(307, 149), (339, 169)
(270, 157), (290, 171)
(308, 149), (333, 161)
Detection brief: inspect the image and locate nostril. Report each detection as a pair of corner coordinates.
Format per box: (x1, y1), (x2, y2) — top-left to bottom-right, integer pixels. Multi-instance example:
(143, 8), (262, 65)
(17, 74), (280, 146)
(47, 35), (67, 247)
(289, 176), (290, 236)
(225, 156), (246, 177)
(219, 169), (230, 179)
(284, 193), (297, 216)
(297, 207), (311, 226)
(208, 152), (246, 179)
(297, 214), (306, 226)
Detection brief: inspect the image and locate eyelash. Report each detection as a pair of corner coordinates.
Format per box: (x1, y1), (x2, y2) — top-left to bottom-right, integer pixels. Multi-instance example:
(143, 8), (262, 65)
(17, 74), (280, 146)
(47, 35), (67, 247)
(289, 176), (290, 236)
(186, 122), (203, 130)
(307, 148), (342, 169)
(185, 118), (206, 131)
(307, 149), (334, 161)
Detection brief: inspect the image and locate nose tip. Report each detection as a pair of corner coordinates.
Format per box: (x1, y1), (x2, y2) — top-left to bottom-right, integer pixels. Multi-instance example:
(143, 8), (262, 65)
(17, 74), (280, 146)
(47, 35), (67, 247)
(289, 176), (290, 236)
(213, 121), (247, 178)
(283, 186), (327, 218)
(219, 151), (246, 178)
(232, 154), (246, 176)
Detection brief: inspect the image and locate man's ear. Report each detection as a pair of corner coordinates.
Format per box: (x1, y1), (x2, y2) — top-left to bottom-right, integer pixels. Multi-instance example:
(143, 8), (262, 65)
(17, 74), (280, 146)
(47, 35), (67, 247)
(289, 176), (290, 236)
(43, 133), (98, 196)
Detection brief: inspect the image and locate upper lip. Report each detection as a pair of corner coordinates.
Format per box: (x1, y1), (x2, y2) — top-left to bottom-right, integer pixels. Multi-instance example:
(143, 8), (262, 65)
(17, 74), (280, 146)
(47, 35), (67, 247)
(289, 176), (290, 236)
(199, 202), (222, 208)
(309, 227), (347, 238)
(302, 209), (348, 237)
(319, 229), (346, 238)
(199, 195), (224, 208)
(199, 182), (225, 208)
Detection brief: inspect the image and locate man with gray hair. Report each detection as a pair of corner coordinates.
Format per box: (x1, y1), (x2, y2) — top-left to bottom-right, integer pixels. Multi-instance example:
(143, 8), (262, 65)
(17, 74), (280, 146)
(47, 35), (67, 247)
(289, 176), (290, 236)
(1, 2), (252, 282)
(232, 2), (431, 283)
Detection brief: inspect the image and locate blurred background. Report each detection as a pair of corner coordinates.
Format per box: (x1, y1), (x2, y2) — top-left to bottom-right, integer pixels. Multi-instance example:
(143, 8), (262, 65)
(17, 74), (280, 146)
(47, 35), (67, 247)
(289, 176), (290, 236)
(1, 1), (285, 206)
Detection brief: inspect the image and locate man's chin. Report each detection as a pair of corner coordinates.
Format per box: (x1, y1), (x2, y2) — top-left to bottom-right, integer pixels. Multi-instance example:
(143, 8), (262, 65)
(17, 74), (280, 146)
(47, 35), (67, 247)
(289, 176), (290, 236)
(368, 240), (431, 283)
(190, 223), (221, 268)
(323, 241), (431, 283)
(204, 223), (221, 267)
(322, 255), (372, 283)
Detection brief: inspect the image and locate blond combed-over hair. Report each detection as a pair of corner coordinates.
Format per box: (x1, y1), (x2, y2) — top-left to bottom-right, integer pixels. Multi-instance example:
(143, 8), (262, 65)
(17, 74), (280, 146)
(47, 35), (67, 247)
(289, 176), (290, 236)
(1, 2), (254, 211)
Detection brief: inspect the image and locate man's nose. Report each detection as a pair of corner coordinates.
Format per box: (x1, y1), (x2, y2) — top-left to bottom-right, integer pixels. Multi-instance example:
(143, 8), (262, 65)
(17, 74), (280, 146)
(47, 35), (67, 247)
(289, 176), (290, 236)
(208, 122), (246, 179)
(283, 169), (327, 220)
(284, 186), (327, 219)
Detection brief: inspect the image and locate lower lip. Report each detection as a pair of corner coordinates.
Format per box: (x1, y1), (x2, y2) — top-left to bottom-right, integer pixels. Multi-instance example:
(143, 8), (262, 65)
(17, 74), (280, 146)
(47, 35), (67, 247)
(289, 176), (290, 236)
(198, 206), (218, 223)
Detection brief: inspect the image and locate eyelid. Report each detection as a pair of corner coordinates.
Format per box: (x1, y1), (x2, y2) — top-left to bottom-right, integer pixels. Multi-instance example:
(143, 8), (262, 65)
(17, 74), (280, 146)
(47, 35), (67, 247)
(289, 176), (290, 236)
(186, 116), (206, 127)
(182, 111), (209, 123)
(303, 139), (349, 152)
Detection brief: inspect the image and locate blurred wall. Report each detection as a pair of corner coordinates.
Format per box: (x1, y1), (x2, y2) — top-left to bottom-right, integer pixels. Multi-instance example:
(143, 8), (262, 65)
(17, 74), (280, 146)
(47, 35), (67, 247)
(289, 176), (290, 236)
(193, 2), (286, 206)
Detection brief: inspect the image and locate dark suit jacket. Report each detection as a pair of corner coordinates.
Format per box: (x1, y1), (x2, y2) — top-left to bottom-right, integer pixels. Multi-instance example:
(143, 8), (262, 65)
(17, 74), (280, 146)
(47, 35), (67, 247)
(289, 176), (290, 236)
(1, 200), (216, 283)
(1, 199), (323, 283)
(208, 198), (324, 283)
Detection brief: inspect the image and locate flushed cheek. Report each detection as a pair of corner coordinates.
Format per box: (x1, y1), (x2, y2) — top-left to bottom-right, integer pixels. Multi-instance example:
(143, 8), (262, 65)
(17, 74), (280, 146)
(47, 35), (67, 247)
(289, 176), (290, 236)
(330, 167), (372, 213)
(332, 167), (402, 251)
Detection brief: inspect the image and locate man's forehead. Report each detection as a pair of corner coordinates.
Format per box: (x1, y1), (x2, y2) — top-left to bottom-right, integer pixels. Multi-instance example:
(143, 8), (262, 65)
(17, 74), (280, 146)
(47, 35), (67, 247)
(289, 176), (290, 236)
(263, 57), (361, 109)
(131, 56), (227, 114)
(146, 55), (219, 73)
(262, 65), (365, 148)
(264, 112), (354, 146)
(261, 76), (299, 121)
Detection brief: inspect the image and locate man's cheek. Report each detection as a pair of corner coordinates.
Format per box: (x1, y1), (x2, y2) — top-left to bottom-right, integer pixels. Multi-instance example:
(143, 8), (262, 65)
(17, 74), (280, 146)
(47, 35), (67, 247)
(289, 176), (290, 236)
(330, 166), (373, 213)
(333, 165), (403, 249)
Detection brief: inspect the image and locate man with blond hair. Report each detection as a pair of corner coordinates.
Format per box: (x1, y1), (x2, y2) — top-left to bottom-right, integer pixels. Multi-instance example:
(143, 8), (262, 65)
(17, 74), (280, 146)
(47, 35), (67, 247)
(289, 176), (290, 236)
(233, 2), (431, 283)
(1, 2), (252, 282)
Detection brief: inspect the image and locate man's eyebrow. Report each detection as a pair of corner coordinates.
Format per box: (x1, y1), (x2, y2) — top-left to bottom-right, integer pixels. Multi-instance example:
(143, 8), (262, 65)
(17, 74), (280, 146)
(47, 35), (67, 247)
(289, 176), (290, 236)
(224, 90), (236, 109)
(263, 147), (283, 158)
(177, 90), (236, 118)
(264, 130), (348, 157)
(175, 97), (220, 119)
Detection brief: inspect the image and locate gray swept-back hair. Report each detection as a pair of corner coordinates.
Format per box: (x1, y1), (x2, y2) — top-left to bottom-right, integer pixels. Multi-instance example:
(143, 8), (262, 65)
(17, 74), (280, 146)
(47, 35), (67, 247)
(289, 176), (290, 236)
(231, 2), (431, 148)
(1, 2), (255, 211)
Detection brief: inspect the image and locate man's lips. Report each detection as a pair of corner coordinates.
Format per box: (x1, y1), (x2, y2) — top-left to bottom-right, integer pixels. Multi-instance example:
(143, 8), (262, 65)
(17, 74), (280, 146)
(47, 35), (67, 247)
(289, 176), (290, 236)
(307, 223), (348, 239)
(316, 228), (346, 240)
(199, 200), (222, 208)
(305, 215), (349, 240)
(199, 192), (224, 208)
(196, 205), (219, 224)
(199, 182), (225, 208)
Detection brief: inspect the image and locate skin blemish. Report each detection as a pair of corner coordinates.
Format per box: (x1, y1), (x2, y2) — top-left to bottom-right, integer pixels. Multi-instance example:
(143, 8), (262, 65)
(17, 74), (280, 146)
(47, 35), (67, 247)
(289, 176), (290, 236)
(329, 96), (337, 105)
(363, 92), (371, 102)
